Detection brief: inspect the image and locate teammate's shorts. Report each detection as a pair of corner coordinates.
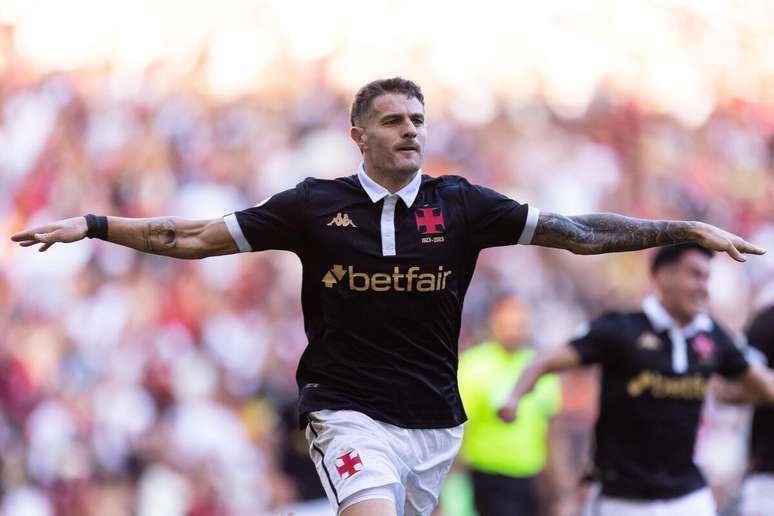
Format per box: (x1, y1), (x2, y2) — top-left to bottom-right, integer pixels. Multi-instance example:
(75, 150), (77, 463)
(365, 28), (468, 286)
(581, 483), (716, 516)
(740, 473), (774, 516)
(304, 409), (463, 516)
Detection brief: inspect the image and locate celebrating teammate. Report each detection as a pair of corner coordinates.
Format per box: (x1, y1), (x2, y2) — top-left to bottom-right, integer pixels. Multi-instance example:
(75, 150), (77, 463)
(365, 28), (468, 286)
(499, 244), (774, 516)
(11, 78), (766, 516)
(715, 304), (774, 516)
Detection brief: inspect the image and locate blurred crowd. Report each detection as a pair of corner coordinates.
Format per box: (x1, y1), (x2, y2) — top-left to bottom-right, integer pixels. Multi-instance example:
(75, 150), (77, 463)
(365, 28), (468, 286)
(4, 27), (774, 516)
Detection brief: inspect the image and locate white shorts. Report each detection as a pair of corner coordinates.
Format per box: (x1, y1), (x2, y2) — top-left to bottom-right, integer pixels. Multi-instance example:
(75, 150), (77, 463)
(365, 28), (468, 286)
(740, 474), (774, 516)
(305, 409), (463, 516)
(581, 483), (717, 516)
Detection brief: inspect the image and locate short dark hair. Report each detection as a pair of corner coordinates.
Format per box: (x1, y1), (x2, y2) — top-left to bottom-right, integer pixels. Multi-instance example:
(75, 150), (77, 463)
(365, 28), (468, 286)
(651, 243), (714, 273)
(350, 77), (424, 126)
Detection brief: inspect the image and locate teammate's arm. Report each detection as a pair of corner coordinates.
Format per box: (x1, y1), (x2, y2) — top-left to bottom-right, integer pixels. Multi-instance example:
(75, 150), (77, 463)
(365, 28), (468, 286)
(10, 215), (238, 259)
(497, 345), (581, 422)
(531, 212), (765, 262)
(714, 363), (774, 405)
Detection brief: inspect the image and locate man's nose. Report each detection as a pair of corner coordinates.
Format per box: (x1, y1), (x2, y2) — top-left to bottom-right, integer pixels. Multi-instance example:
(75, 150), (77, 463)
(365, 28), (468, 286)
(402, 120), (417, 138)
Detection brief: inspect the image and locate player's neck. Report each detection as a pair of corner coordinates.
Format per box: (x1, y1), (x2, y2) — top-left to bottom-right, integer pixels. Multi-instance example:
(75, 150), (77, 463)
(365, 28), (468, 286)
(657, 295), (694, 327)
(363, 163), (417, 194)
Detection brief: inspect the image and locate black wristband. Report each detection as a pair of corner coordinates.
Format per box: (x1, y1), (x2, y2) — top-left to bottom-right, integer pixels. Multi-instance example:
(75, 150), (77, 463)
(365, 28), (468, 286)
(84, 214), (109, 240)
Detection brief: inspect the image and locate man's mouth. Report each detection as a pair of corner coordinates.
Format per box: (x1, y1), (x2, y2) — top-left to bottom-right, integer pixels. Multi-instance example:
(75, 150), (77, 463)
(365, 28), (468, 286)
(395, 143), (419, 152)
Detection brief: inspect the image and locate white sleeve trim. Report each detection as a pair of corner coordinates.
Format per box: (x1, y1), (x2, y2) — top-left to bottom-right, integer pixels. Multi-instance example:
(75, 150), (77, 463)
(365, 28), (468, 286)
(517, 206), (540, 245)
(223, 213), (252, 252)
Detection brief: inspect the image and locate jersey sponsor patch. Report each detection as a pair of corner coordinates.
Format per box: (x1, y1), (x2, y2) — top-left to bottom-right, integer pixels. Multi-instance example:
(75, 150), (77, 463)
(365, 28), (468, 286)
(321, 264), (452, 292)
(626, 370), (708, 399)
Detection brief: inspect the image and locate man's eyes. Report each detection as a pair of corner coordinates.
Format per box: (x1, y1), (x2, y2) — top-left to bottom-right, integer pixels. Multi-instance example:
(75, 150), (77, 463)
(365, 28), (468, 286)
(382, 117), (424, 125)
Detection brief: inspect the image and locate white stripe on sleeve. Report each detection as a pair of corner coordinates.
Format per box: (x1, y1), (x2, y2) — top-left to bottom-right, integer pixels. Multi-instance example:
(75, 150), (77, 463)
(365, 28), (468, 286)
(517, 206), (540, 245)
(223, 213), (252, 252)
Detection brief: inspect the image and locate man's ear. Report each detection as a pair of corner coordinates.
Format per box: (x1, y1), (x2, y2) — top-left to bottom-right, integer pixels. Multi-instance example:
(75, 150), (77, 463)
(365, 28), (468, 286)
(350, 126), (367, 152)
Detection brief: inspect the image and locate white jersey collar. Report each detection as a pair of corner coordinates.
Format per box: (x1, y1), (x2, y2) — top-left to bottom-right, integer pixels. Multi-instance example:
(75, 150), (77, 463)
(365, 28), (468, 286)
(357, 162), (421, 207)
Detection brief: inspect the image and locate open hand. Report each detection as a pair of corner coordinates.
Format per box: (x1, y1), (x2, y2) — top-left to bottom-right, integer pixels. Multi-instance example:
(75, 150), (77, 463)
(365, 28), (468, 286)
(10, 217), (88, 252)
(692, 222), (766, 262)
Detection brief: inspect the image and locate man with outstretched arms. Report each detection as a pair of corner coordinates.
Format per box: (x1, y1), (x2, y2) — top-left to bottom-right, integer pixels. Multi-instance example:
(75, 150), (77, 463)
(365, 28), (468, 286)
(499, 244), (774, 516)
(11, 78), (766, 516)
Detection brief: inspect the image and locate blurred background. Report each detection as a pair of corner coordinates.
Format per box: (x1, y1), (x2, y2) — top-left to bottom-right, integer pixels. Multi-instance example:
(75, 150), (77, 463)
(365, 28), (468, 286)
(3, 1), (774, 514)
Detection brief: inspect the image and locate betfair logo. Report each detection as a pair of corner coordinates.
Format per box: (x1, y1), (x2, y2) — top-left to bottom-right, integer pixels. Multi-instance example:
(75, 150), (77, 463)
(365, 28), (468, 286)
(322, 265), (452, 292)
(627, 371), (707, 400)
(322, 265), (347, 287)
(327, 213), (357, 228)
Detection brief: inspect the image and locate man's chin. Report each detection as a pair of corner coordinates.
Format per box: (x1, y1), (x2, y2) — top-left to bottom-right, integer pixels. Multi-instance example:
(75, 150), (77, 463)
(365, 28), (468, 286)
(684, 302), (705, 319)
(393, 159), (421, 175)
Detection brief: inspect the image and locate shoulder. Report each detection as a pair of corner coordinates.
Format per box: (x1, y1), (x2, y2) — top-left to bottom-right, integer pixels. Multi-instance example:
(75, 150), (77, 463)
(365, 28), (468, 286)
(575, 310), (641, 340)
(294, 175), (363, 201)
(423, 174), (509, 203)
(709, 318), (738, 348)
(593, 310), (635, 328)
(422, 174), (472, 192)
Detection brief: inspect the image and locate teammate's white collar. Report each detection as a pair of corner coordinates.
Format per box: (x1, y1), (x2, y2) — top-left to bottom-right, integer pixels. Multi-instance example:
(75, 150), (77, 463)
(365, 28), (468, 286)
(357, 162), (422, 207)
(642, 295), (713, 337)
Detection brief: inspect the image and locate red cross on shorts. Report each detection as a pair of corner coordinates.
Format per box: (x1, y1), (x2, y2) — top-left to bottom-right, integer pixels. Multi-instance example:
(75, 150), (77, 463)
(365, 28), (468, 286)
(415, 207), (445, 234)
(335, 450), (363, 480)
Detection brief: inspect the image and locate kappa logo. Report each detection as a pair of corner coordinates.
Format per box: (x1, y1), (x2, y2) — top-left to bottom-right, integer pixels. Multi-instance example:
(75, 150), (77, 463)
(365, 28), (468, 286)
(637, 332), (661, 350)
(327, 212), (357, 228)
(322, 264), (452, 292)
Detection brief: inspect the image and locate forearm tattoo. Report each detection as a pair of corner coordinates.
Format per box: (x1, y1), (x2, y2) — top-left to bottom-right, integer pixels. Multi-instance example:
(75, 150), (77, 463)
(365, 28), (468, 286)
(532, 212), (696, 254)
(142, 219), (177, 253)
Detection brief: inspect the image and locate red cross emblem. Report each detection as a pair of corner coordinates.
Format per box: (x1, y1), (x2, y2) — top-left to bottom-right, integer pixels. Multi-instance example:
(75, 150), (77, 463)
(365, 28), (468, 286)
(415, 207), (445, 235)
(693, 334), (714, 362)
(335, 450), (363, 480)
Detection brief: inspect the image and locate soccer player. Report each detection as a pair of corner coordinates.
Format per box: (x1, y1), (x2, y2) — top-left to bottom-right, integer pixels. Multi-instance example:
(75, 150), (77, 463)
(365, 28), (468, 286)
(457, 298), (571, 516)
(10, 78), (766, 516)
(498, 243), (774, 516)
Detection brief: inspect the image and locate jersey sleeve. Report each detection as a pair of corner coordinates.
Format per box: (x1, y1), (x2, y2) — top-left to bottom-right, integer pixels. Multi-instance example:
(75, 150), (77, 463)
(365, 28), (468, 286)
(715, 327), (750, 380)
(458, 178), (539, 250)
(569, 313), (622, 366)
(223, 182), (307, 253)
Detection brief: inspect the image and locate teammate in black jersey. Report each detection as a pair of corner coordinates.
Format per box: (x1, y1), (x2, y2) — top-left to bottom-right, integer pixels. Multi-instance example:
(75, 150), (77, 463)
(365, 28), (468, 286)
(12, 78), (767, 516)
(499, 244), (774, 516)
(714, 305), (774, 515)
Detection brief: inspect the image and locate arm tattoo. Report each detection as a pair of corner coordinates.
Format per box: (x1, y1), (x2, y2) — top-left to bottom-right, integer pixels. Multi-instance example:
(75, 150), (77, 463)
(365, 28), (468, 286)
(142, 219), (178, 253)
(532, 212), (697, 254)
